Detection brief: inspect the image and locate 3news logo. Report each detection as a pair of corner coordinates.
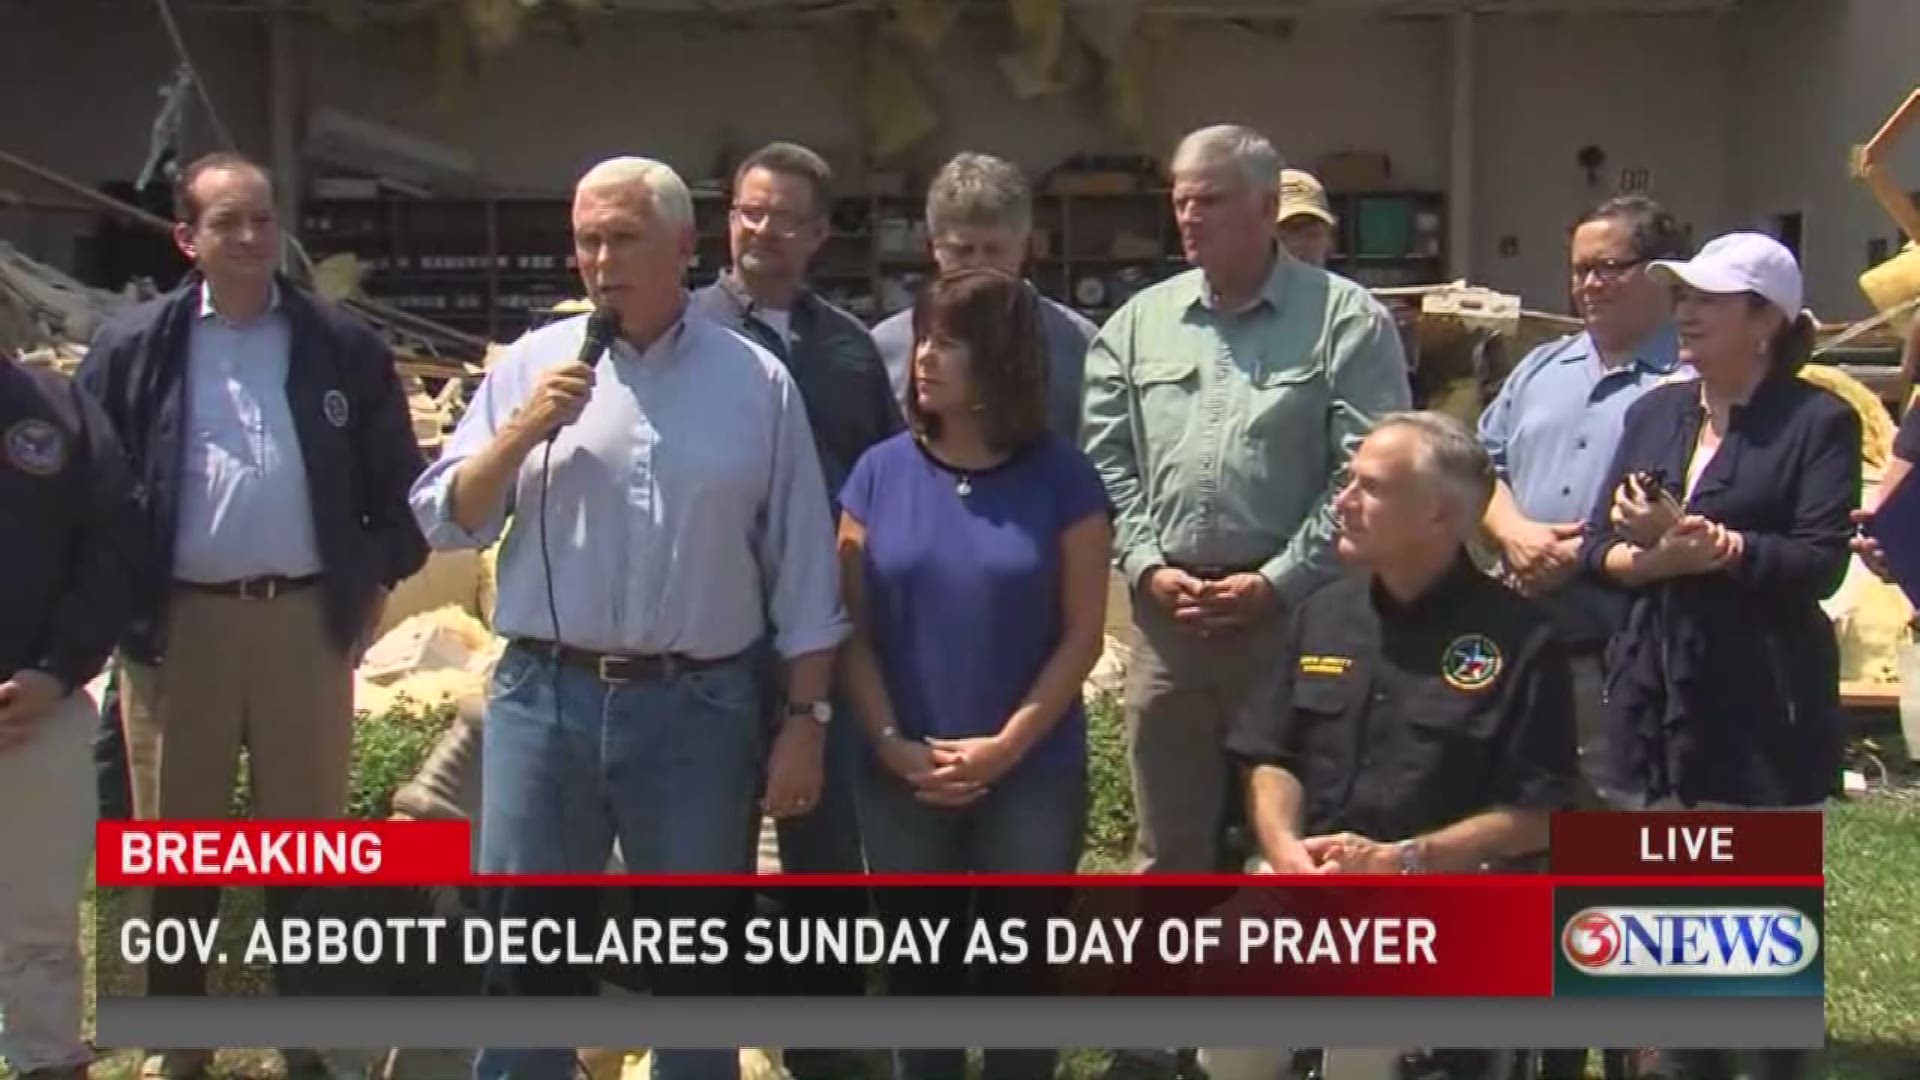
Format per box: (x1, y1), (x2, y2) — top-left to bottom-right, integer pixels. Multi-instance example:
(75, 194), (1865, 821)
(1553, 888), (1824, 996)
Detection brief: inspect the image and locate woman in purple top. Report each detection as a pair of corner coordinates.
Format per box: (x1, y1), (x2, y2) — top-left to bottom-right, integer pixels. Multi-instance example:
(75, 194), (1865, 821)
(837, 268), (1111, 1080)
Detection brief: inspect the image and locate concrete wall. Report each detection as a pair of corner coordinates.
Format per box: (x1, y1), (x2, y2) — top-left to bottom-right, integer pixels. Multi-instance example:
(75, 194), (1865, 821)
(285, 14), (1449, 195)
(0, 3), (270, 263)
(8, 2), (1908, 316)
(1730, 0), (1920, 317)
(1472, 12), (1737, 303)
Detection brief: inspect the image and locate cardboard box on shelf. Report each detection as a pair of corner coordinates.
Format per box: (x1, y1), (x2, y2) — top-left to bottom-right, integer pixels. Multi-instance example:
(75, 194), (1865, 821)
(1315, 150), (1393, 190)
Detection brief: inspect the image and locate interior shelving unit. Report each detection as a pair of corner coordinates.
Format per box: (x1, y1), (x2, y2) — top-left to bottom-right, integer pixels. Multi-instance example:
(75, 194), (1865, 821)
(299, 186), (1447, 340)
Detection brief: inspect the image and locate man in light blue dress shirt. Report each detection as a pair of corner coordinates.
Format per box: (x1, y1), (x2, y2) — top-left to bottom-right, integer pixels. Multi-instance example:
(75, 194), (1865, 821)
(410, 157), (845, 1080)
(81, 152), (429, 1080)
(1477, 195), (1688, 1080)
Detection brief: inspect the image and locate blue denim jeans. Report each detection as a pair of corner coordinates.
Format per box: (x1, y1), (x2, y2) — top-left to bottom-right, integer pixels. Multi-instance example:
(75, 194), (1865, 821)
(858, 755), (1086, 1080)
(472, 642), (763, 1080)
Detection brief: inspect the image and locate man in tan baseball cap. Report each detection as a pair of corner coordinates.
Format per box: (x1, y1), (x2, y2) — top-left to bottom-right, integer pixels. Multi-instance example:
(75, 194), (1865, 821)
(1276, 168), (1337, 267)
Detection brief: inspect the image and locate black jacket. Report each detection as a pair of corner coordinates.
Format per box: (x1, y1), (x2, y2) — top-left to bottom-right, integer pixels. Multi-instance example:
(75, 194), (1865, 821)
(1579, 374), (1860, 807)
(77, 273), (429, 663)
(689, 273), (902, 506)
(0, 361), (139, 693)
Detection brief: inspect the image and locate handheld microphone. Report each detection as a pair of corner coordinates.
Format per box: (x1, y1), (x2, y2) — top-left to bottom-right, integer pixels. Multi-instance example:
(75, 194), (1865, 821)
(546, 307), (621, 443)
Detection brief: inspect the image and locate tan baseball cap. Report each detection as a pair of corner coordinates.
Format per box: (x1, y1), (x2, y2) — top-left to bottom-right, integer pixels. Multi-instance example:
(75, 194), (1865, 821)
(1277, 168), (1336, 226)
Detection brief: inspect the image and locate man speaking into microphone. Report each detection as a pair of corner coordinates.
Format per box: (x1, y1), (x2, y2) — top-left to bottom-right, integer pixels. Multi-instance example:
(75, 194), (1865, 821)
(409, 156), (847, 1080)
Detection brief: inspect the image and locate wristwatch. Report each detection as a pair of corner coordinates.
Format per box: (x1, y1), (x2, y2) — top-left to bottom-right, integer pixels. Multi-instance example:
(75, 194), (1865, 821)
(785, 700), (832, 726)
(1396, 839), (1426, 875)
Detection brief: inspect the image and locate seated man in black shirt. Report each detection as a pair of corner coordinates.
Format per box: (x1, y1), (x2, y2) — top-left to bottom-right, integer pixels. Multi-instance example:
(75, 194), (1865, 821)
(1206, 411), (1577, 1080)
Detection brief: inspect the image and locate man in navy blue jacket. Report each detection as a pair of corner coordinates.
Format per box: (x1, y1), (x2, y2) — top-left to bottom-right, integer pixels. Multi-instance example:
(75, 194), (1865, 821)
(0, 356), (137, 1080)
(77, 151), (428, 1080)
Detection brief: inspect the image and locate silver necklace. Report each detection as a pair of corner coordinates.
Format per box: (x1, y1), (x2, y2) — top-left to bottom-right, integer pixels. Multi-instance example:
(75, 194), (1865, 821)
(955, 473), (973, 496)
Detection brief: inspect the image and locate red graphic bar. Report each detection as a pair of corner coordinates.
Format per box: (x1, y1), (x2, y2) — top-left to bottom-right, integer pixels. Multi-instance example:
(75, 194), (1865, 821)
(96, 820), (472, 886)
(98, 821), (1823, 888)
(1550, 810), (1824, 876)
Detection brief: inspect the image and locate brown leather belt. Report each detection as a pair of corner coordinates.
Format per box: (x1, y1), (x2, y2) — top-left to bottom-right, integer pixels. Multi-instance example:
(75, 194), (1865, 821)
(177, 574), (321, 601)
(511, 638), (737, 685)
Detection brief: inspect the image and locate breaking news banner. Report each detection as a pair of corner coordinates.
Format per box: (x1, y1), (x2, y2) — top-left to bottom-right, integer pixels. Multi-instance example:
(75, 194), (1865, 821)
(90, 814), (1827, 1047)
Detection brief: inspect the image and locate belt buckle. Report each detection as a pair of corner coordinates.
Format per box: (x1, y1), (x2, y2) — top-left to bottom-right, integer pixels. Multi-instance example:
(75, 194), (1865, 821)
(240, 577), (278, 601)
(597, 655), (633, 684)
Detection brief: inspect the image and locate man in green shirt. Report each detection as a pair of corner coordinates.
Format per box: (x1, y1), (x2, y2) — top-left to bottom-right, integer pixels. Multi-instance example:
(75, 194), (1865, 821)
(1083, 124), (1411, 879)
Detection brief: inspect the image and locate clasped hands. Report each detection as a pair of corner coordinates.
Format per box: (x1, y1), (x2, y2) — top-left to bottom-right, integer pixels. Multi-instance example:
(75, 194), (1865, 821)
(1146, 568), (1276, 636)
(879, 732), (1021, 808)
(1263, 832), (1404, 876)
(1610, 474), (1741, 577)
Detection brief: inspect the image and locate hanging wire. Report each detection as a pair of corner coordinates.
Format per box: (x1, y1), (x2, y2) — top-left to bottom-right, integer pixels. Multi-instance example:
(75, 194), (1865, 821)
(153, 0), (240, 153)
(153, 0), (323, 280)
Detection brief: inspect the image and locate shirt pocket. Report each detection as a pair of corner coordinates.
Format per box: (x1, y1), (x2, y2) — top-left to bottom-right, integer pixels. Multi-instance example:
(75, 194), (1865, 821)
(1130, 354), (1200, 443)
(1288, 673), (1355, 786)
(1399, 684), (1502, 796)
(1242, 356), (1328, 447)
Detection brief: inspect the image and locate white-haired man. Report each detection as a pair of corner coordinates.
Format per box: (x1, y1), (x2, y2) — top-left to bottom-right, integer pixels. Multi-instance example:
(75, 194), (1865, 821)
(409, 157), (847, 1080)
(1084, 124), (1411, 875)
(1088, 127), (1410, 1080)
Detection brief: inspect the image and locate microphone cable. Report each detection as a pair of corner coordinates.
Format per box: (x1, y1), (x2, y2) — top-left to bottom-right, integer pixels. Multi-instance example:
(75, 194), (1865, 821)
(528, 309), (618, 1019)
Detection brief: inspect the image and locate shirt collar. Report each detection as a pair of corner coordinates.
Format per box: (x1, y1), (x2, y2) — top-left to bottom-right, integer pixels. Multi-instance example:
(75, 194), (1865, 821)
(612, 298), (692, 367)
(1191, 248), (1293, 316)
(1565, 322), (1682, 375)
(197, 279), (282, 325)
(1367, 550), (1481, 622)
(720, 269), (807, 323)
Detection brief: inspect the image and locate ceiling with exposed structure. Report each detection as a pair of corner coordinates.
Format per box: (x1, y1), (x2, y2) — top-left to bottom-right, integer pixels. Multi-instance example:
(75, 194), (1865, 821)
(7, 0), (1744, 17)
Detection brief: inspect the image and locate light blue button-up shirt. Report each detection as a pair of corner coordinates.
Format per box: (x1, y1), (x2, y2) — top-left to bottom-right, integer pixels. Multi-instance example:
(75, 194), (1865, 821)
(408, 308), (848, 661)
(173, 282), (324, 583)
(1478, 323), (1684, 642)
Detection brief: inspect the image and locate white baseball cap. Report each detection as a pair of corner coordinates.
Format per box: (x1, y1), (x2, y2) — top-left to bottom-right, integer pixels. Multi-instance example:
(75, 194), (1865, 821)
(1648, 232), (1804, 322)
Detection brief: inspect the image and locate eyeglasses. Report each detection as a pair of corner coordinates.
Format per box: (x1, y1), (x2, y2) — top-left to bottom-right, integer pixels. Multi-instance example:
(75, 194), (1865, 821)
(1570, 257), (1648, 284)
(730, 204), (815, 237)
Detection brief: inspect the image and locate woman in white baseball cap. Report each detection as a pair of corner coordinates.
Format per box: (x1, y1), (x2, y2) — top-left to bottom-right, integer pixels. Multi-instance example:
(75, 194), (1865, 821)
(1575, 231), (1855, 1079)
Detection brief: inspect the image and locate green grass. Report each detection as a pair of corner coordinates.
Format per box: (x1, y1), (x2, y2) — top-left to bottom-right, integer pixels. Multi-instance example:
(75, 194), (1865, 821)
(1820, 794), (1920, 1079)
(44, 697), (1920, 1079)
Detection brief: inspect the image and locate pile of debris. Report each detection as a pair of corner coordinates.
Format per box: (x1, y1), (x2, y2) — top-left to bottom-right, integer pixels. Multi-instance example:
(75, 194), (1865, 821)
(0, 241), (154, 372)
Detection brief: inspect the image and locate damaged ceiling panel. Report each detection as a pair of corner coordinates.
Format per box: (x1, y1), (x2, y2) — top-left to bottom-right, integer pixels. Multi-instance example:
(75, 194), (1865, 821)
(125, 0), (1743, 18)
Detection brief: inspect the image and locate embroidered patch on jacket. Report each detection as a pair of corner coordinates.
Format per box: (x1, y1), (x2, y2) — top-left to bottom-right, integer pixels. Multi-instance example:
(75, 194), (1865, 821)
(1297, 654), (1354, 677)
(323, 389), (351, 428)
(4, 419), (66, 477)
(1440, 634), (1502, 692)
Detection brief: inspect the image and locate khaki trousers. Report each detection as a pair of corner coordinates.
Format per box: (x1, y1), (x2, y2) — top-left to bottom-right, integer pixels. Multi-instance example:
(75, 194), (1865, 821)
(1124, 597), (1285, 874)
(0, 691), (96, 1073)
(119, 586), (353, 1001)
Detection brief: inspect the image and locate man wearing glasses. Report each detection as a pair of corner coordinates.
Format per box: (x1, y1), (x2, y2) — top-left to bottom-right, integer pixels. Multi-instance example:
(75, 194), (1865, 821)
(692, 141), (900, 505)
(1479, 197), (1688, 805)
(1475, 194), (1687, 1080)
(689, 141), (897, 1080)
